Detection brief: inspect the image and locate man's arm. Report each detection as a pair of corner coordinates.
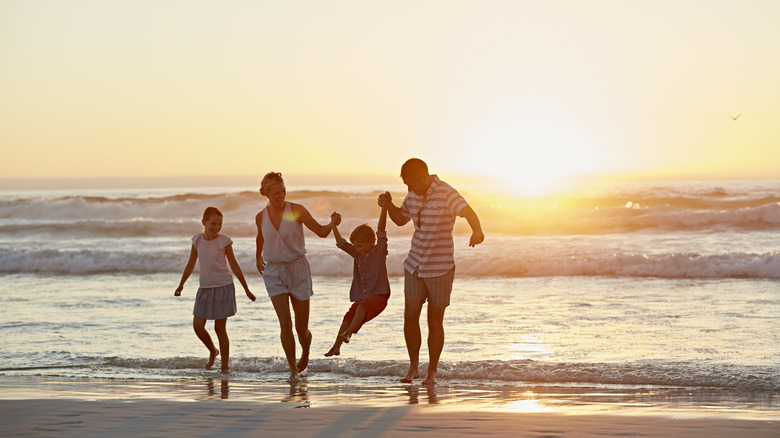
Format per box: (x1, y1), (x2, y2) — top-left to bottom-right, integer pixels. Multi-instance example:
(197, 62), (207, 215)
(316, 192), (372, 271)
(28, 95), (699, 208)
(460, 205), (484, 247)
(378, 191), (409, 226)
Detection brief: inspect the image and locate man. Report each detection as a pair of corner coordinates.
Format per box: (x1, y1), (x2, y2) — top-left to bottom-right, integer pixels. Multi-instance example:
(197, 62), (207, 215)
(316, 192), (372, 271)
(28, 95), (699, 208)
(378, 158), (484, 385)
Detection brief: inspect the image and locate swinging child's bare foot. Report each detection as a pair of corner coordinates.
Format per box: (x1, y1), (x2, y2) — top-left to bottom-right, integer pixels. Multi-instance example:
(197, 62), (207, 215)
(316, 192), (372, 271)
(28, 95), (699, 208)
(206, 349), (219, 370)
(400, 365), (419, 383)
(324, 344), (341, 357)
(337, 332), (351, 344)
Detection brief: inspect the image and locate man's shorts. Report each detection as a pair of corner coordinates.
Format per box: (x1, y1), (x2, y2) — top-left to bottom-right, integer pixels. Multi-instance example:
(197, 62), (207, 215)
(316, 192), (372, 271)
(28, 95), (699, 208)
(263, 256), (314, 301)
(404, 268), (455, 308)
(342, 294), (390, 333)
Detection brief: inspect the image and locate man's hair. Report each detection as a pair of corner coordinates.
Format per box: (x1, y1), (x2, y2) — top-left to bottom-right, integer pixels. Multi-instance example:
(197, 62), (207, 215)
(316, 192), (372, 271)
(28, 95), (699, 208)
(349, 224), (376, 245)
(400, 158), (429, 178)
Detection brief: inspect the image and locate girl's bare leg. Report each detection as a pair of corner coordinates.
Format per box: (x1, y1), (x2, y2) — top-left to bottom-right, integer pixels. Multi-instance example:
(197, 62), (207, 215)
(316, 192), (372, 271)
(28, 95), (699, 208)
(193, 316), (219, 369)
(214, 318), (229, 373)
(270, 294), (298, 381)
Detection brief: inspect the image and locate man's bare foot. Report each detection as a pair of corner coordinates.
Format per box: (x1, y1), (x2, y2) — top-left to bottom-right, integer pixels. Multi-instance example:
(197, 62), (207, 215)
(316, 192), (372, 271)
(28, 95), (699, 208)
(324, 345), (341, 357)
(287, 372), (300, 383)
(337, 332), (351, 344)
(206, 349), (219, 369)
(422, 372), (437, 386)
(400, 366), (419, 383)
(220, 367), (229, 374)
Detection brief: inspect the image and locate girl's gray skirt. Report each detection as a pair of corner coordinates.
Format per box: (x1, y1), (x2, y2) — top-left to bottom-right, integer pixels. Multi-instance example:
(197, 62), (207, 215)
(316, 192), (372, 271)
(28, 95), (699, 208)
(193, 283), (237, 320)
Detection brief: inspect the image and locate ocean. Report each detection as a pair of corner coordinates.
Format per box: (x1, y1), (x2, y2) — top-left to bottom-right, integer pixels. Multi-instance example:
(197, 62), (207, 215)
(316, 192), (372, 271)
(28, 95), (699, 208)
(1, 179), (778, 417)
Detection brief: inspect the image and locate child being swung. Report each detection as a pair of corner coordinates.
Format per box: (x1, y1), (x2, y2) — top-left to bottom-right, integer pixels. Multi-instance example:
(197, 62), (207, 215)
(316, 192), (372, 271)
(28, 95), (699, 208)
(325, 200), (391, 357)
(175, 207), (256, 373)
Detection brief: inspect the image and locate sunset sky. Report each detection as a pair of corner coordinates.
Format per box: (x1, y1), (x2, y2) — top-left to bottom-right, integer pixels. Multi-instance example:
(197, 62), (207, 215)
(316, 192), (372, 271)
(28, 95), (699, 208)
(2, 0), (779, 189)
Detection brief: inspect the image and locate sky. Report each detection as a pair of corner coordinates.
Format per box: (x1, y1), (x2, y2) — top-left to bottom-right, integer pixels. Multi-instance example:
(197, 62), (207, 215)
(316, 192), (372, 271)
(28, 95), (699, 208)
(1, 0), (779, 190)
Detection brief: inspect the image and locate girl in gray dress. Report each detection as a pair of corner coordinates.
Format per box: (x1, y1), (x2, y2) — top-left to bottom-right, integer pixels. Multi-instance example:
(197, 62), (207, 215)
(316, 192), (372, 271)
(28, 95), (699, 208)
(175, 207), (256, 373)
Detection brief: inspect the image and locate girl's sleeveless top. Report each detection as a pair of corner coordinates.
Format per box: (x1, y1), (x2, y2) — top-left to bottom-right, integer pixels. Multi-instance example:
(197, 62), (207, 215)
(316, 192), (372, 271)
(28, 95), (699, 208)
(260, 202), (306, 263)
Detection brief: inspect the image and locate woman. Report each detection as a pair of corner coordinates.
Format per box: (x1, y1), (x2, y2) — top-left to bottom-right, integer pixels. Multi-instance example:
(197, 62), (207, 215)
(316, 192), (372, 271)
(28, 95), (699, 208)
(255, 172), (339, 382)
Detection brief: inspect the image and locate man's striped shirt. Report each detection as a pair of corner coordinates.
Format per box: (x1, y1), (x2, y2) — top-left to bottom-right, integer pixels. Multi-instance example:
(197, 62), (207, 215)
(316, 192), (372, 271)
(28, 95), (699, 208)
(400, 175), (469, 277)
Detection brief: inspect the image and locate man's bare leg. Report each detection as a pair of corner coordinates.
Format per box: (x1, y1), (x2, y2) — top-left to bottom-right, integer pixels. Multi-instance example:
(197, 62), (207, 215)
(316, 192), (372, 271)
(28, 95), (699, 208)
(423, 305), (446, 386)
(402, 295), (425, 383)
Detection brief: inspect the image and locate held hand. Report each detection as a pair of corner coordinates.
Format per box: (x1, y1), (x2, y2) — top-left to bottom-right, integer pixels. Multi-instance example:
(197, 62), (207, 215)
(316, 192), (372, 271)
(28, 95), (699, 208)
(377, 191), (392, 208)
(174, 286), (183, 297)
(245, 290), (256, 302)
(469, 230), (484, 247)
(330, 211), (342, 226)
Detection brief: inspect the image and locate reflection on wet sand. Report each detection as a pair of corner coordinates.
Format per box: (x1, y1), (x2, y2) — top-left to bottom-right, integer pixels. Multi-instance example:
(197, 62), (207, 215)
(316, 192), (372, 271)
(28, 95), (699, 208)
(284, 382), (310, 408)
(405, 384), (438, 405)
(206, 378), (229, 400)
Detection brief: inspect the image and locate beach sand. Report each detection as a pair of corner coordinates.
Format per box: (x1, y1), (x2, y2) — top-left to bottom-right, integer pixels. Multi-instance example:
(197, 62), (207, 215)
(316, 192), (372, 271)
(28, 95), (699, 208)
(3, 398), (779, 437)
(1, 377), (778, 437)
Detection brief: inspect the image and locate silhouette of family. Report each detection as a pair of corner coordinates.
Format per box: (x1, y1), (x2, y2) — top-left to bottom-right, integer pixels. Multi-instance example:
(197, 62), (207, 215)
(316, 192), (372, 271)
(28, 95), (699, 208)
(175, 158), (484, 384)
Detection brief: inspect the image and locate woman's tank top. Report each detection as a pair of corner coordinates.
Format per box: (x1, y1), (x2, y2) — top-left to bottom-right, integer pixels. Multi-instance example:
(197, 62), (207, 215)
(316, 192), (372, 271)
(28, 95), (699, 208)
(261, 202), (306, 263)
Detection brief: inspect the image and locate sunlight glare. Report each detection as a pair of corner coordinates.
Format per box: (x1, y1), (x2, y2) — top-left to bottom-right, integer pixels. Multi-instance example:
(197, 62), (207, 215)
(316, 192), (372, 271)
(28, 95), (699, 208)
(463, 117), (598, 194)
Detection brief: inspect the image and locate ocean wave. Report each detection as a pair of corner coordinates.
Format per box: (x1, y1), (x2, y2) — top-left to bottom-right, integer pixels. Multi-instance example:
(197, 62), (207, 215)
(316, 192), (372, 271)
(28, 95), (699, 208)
(3, 247), (780, 279)
(4, 189), (780, 236)
(11, 357), (777, 391)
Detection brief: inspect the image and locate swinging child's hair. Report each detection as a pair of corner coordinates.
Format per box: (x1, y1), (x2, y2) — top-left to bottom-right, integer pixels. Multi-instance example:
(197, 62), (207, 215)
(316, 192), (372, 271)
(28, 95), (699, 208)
(349, 224), (376, 245)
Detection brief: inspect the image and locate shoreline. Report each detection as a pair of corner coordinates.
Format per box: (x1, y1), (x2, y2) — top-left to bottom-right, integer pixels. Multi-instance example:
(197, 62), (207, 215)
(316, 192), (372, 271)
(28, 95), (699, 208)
(2, 374), (778, 420)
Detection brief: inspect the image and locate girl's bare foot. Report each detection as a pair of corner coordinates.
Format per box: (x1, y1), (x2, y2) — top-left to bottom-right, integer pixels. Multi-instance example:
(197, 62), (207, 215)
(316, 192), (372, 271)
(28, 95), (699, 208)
(337, 332), (351, 344)
(400, 366), (419, 383)
(206, 349), (219, 369)
(324, 345), (341, 357)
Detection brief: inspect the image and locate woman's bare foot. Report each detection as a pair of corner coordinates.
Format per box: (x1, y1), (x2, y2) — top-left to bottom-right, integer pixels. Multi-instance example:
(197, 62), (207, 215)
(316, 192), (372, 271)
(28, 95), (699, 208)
(297, 330), (312, 373)
(206, 349), (219, 369)
(324, 344), (341, 357)
(287, 371), (300, 383)
(422, 371), (437, 386)
(400, 365), (419, 383)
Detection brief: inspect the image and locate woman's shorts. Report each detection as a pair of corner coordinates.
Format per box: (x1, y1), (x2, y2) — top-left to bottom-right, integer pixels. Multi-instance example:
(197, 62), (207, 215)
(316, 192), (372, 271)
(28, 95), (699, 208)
(343, 294), (390, 333)
(263, 256), (314, 301)
(404, 268), (455, 308)
(193, 283), (237, 320)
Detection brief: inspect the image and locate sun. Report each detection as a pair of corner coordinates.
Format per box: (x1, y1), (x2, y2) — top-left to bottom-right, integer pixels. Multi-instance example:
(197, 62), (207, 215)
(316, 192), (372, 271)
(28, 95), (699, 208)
(460, 117), (598, 193)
